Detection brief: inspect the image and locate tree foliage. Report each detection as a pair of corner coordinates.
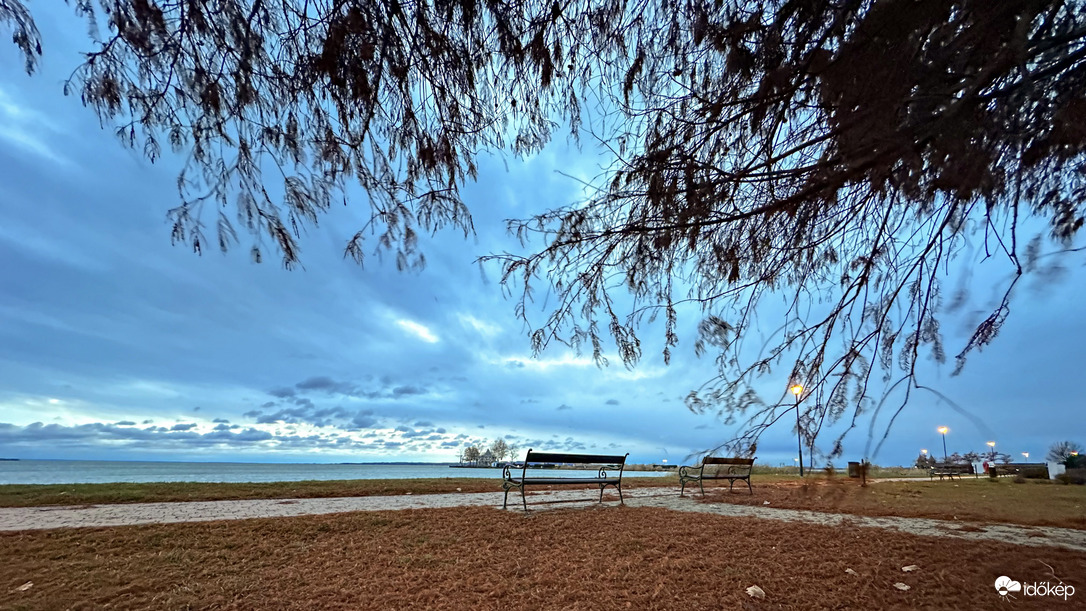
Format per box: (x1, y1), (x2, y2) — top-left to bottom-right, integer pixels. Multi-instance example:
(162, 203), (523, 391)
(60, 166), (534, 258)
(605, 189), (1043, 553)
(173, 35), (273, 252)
(1047, 440), (1084, 464)
(5, 0), (1086, 459)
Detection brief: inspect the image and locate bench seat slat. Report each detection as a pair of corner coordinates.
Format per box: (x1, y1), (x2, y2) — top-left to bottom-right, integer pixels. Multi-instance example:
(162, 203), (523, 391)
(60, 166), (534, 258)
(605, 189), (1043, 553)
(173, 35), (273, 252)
(508, 477), (619, 485)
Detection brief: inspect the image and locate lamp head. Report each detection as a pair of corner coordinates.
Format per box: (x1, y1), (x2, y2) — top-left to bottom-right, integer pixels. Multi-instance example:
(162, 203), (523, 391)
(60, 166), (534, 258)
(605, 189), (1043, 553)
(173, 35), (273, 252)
(987, 441), (996, 448)
(938, 426), (948, 434)
(790, 384), (803, 396)
(921, 449), (927, 454)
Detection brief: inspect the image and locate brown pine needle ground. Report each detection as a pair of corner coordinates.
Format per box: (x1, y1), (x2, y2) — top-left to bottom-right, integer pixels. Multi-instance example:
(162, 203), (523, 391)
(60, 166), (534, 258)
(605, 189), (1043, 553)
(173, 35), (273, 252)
(697, 476), (1086, 530)
(3, 505), (1083, 610)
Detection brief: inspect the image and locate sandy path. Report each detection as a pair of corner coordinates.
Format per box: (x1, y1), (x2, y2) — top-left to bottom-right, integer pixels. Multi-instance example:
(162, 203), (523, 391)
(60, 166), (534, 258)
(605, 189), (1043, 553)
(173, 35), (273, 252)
(2, 486), (1083, 552)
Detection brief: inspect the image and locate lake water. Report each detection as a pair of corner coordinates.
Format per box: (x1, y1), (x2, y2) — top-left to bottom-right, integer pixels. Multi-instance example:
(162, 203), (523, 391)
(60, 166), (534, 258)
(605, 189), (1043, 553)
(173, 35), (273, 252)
(0, 460), (671, 485)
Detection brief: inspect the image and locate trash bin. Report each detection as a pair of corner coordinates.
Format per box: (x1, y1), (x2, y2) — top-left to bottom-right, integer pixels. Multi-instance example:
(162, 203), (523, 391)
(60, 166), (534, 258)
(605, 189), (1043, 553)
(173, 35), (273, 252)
(847, 461), (861, 478)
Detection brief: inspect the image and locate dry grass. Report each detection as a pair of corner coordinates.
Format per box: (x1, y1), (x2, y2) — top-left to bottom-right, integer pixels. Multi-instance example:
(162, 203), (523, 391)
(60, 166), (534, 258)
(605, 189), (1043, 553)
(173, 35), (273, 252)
(696, 475), (1086, 529)
(2, 505), (1082, 610)
(0, 477), (679, 508)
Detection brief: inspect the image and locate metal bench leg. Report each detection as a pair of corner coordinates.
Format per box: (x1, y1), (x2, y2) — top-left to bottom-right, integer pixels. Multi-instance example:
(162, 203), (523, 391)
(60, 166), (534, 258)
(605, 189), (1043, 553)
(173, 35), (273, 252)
(503, 488), (509, 510)
(599, 483), (605, 503)
(680, 479), (686, 496)
(521, 487), (528, 512)
(699, 479), (705, 496)
(617, 483), (624, 504)
(746, 478), (752, 494)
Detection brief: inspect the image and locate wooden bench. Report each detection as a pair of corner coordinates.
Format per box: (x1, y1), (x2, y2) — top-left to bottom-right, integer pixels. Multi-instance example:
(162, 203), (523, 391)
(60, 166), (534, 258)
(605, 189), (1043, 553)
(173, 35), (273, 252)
(678, 457), (755, 496)
(501, 449), (628, 511)
(929, 463), (975, 480)
(989, 462), (1049, 479)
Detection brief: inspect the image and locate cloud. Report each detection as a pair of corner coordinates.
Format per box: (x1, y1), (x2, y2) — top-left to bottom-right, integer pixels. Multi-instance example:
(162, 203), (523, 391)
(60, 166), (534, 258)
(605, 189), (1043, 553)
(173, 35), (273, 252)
(393, 385), (426, 397)
(295, 376), (357, 395)
(459, 314), (500, 336)
(395, 319), (439, 343)
(556, 404), (572, 411)
(0, 86), (69, 165)
(605, 399), (620, 405)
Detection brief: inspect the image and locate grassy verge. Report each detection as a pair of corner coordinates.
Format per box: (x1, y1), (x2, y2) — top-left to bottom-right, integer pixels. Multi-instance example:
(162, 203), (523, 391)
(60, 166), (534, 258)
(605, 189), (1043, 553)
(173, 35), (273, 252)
(3, 505), (1082, 610)
(700, 475), (1086, 529)
(0, 476), (680, 508)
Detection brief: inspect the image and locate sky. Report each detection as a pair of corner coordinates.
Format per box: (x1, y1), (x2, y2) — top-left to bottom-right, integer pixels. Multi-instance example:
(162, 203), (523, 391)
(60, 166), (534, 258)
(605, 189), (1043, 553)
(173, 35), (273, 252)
(0, 6), (1083, 468)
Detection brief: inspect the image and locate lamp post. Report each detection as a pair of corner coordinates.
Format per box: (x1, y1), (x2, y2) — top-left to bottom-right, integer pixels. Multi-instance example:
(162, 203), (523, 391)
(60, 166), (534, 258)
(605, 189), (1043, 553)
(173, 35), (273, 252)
(791, 384), (804, 477)
(938, 427), (949, 462)
(987, 440), (996, 461)
(1022, 452), (1029, 460)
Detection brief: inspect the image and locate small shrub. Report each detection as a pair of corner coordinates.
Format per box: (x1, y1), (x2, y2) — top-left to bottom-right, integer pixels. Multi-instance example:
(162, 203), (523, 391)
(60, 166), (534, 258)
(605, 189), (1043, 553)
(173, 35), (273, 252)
(1013, 474), (1027, 484)
(1057, 469), (1086, 485)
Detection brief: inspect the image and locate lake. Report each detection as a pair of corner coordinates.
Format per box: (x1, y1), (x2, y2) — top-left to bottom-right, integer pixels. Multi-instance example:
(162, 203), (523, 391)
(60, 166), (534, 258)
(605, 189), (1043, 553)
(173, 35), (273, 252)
(0, 460), (671, 485)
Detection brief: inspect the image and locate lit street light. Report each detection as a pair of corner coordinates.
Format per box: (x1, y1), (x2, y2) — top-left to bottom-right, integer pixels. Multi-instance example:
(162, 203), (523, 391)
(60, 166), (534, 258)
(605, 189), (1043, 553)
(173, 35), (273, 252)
(1022, 452), (1029, 459)
(987, 440), (996, 461)
(938, 426), (949, 462)
(791, 384), (804, 477)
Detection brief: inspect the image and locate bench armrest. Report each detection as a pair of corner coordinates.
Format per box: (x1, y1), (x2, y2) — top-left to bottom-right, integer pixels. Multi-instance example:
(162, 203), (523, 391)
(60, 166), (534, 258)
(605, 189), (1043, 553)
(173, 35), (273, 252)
(678, 465), (703, 478)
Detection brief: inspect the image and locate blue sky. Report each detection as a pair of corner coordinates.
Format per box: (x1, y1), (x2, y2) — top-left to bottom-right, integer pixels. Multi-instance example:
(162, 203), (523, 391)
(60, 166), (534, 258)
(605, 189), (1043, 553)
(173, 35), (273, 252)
(0, 5), (1082, 467)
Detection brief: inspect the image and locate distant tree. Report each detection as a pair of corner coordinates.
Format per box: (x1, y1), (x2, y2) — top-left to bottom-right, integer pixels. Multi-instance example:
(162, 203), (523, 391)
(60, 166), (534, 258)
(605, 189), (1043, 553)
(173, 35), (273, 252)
(462, 445), (481, 466)
(947, 452), (965, 464)
(489, 439), (510, 462)
(1047, 440), (1084, 465)
(962, 451), (982, 464)
(6, 1), (1086, 460)
(914, 453), (935, 469)
(508, 443), (520, 462)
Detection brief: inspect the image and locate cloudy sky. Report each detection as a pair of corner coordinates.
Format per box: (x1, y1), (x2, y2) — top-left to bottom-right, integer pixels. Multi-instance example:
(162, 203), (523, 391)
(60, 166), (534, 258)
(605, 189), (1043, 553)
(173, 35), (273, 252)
(1, 6), (1082, 468)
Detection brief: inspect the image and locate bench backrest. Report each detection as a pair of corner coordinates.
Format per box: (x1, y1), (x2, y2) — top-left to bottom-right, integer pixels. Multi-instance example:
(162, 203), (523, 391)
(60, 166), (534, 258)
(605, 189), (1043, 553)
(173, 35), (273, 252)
(701, 457), (755, 475)
(519, 449), (628, 479)
(524, 450), (628, 466)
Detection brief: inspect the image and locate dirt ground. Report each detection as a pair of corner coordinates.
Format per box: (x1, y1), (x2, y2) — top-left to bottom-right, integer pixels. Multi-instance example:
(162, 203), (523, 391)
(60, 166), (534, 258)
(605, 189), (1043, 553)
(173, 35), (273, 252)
(3, 505), (1084, 610)
(694, 476), (1086, 529)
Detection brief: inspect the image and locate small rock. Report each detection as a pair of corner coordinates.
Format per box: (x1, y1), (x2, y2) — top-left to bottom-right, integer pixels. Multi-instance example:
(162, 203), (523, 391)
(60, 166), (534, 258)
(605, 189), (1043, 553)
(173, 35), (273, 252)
(845, 569), (859, 576)
(456, 488), (462, 492)
(893, 583), (910, 591)
(405, 492), (413, 495)
(16, 582), (33, 592)
(763, 500), (770, 505)
(745, 585), (766, 599)
(901, 565), (920, 573)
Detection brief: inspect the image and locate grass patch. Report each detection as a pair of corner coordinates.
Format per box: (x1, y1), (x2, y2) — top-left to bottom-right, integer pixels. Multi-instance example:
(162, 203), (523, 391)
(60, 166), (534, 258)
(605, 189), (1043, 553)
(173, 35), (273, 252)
(0, 476), (679, 508)
(698, 475), (1086, 529)
(2, 505), (1081, 610)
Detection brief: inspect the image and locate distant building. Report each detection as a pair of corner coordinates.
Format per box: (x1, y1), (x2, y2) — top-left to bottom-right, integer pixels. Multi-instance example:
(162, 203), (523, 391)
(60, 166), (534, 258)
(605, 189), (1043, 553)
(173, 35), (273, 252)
(479, 450), (496, 467)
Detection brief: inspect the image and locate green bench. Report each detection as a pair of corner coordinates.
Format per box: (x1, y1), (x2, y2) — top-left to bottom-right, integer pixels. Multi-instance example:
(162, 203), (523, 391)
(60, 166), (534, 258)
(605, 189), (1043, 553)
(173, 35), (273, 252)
(930, 463), (976, 480)
(501, 449), (628, 511)
(679, 457), (755, 495)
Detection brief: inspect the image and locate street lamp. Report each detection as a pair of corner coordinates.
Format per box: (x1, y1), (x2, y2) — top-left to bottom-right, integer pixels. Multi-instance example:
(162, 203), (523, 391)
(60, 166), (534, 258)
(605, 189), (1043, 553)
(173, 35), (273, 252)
(1022, 452), (1029, 459)
(938, 426), (949, 462)
(987, 440), (996, 460)
(791, 383), (804, 477)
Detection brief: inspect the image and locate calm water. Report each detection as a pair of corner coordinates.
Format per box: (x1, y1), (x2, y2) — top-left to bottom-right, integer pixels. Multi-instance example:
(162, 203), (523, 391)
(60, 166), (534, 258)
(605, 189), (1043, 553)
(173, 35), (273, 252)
(0, 460), (670, 485)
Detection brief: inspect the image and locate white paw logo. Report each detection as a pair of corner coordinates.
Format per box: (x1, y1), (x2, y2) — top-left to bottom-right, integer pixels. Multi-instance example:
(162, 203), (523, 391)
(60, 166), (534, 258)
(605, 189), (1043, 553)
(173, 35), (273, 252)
(995, 576), (1022, 596)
